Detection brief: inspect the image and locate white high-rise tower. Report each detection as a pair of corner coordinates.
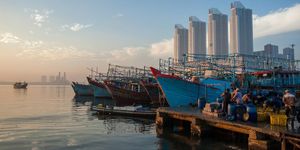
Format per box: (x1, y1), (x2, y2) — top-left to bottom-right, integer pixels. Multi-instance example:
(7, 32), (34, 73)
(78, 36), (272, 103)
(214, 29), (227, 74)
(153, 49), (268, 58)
(230, 1), (253, 54)
(208, 8), (228, 56)
(188, 16), (206, 60)
(174, 24), (188, 62)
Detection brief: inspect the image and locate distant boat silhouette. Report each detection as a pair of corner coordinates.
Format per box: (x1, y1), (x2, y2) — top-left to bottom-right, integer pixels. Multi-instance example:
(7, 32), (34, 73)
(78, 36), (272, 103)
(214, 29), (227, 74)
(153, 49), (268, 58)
(14, 82), (28, 89)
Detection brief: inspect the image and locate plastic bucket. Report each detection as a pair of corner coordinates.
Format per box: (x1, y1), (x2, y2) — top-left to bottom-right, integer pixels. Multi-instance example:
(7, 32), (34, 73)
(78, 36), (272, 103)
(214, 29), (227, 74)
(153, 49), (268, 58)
(246, 104), (257, 122)
(228, 104), (236, 117)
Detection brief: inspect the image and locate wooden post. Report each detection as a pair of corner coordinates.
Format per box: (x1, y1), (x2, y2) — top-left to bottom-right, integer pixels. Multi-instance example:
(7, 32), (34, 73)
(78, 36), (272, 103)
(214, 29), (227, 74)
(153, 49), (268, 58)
(156, 111), (164, 127)
(281, 138), (286, 150)
(248, 130), (269, 150)
(190, 119), (207, 137)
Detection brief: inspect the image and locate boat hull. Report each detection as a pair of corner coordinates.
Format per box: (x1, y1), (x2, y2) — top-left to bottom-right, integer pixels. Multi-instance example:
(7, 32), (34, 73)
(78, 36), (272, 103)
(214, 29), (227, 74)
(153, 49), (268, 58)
(140, 82), (168, 107)
(150, 67), (229, 107)
(14, 83), (28, 89)
(71, 82), (93, 96)
(104, 82), (151, 106)
(156, 76), (224, 107)
(87, 77), (111, 98)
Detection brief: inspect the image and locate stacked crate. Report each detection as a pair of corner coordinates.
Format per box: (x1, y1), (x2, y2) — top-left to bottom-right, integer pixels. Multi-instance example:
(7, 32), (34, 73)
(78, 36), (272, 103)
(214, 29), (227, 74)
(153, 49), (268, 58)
(202, 103), (222, 117)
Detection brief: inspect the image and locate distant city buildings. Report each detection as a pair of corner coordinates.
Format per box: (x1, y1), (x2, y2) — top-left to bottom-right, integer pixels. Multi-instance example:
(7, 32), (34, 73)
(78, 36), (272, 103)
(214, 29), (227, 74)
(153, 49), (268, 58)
(264, 44), (279, 58)
(253, 44), (295, 60)
(188, 16), (206, 60)
(283, 47), (295, 60)
(49, 76), (55, 82)
(230, 1), (253, 55)
(174, 24), (188, 62)
(41, 75), (47, 83)
(208, 8), (228, 55)
(40, 72), (69, 84)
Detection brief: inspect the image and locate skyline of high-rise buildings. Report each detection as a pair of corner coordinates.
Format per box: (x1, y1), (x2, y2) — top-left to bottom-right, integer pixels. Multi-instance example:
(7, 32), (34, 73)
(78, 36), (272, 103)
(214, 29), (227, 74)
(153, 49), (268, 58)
(173, 1), (295, 62)
(208, 8), (228, 56)
(229, 1), (253, 55)
(188, 16), (206, 60)
(174, 24), (188, 62)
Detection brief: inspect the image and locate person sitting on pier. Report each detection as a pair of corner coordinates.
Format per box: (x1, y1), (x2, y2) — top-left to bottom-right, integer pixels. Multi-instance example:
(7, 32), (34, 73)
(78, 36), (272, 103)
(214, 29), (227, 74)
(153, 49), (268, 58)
(231, 88), (243, 105)
(221, 88), (231, 115)
(283, 90), (296, 117)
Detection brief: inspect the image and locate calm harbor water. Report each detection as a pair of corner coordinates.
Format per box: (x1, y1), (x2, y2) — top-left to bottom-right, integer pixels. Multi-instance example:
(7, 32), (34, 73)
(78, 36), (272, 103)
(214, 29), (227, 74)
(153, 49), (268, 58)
(0, 85), (246, 150)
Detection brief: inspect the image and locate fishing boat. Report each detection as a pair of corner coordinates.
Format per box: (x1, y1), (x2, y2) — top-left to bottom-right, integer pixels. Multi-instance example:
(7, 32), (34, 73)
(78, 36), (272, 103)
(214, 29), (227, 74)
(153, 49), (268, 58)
(104, 80), (151, 106)
(71, 82), (93, 96)
(251, 69), (300, 90)
(92, 105), (156, 119)
(150, 67), (231, 107)
(13, 82), (28, 89)
(140, 80), (169, 107)
(87, 77), (111, 98)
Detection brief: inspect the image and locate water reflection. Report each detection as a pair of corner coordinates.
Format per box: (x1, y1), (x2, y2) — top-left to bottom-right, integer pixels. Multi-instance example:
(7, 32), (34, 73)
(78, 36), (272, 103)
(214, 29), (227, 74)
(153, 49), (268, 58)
(0, 85), (249, 150)
(156, 128), (201, 150)
(13, 88), (27, 96)
(92, 97), (115, 107)
(156, 127), (247, 150)
(53, 85), (67, 98)
(72, 95), (94, 106)
(98, 116), (155, 135)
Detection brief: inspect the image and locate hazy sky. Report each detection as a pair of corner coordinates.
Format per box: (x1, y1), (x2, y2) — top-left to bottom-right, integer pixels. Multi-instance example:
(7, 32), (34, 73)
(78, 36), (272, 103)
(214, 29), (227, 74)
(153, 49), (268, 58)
(1, 0), (300, 82)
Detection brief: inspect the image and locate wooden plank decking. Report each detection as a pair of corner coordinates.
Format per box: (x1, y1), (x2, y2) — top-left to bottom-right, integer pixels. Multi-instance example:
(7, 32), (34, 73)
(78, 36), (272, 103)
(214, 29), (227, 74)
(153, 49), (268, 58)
(156, 107), (300, 150)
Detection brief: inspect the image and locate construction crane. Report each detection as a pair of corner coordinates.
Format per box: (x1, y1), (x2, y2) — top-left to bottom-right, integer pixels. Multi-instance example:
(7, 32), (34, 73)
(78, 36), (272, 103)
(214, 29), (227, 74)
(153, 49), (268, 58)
(291, 44), (295, 49)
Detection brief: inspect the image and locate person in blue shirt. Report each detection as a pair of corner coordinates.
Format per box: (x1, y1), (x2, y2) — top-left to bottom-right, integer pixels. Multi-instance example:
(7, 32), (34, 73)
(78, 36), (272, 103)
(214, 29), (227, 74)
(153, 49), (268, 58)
(231, 88), (243, 104)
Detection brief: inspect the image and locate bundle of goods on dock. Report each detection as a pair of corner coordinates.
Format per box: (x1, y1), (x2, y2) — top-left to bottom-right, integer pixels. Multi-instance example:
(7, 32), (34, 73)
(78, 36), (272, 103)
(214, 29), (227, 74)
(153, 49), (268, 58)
(202, 102), (223, 117)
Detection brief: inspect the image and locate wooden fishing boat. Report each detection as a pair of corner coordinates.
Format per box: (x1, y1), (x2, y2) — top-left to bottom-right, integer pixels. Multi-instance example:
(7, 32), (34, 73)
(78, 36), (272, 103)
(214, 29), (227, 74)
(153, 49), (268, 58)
(140, 80), (169, 107)
(103, 80), (151, 106)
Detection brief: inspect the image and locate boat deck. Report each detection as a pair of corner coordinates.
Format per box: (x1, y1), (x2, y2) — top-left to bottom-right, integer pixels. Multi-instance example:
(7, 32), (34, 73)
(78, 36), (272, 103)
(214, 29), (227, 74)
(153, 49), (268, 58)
(156, 107), (300, 150)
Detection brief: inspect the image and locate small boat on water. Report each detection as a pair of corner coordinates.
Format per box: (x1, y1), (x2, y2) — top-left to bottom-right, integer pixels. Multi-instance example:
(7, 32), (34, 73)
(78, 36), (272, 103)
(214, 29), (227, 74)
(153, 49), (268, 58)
(87, 77), (111, 98)
(92, 105), (156, 119)
(104, 80), (151, 106)
(71, 82), (93, 96)
(150, 67), (231, 107)
(13, 82), (28, 89)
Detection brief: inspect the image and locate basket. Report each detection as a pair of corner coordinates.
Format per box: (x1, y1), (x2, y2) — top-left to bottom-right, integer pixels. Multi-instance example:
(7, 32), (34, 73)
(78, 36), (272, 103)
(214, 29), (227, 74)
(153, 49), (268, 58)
(270, 115), (287, 126)
(257, 112), (268, 122)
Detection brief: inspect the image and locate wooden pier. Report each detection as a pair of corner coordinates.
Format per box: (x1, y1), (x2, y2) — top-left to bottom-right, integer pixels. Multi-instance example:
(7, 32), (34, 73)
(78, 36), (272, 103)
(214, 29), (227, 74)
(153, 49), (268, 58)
(156, 107), (300, 150)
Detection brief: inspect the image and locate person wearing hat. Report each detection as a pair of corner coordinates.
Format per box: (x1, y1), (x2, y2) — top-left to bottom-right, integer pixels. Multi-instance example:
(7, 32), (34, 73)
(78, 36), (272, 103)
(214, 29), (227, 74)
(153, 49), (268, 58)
(283, 89), (296, 116)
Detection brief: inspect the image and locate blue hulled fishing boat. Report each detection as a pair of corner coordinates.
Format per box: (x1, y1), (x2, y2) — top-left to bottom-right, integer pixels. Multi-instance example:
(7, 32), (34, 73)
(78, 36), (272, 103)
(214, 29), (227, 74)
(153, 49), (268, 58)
(87, 77), (111, 98)
(71, 82), (93, 96)
(150, 67), (231, 107)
